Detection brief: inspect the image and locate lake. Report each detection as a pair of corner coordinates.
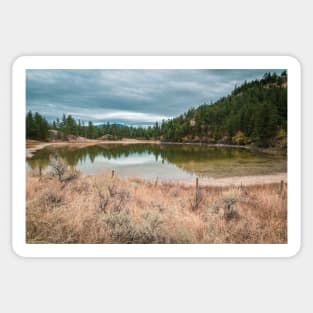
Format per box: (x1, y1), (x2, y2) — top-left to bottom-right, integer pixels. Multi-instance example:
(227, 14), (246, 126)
(27, 143), (287, 180)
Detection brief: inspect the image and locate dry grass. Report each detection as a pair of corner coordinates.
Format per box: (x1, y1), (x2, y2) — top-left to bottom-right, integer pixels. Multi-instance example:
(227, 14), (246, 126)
(26, 168), (287, 244)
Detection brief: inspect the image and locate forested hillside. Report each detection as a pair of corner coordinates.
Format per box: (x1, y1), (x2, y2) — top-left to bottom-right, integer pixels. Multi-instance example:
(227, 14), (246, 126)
(160, 71), (287, 147)
(26, 71), (287, 148)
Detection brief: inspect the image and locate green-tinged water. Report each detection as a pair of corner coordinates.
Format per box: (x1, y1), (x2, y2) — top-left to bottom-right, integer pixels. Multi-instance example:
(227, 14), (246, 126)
(26, 143), (287, 180)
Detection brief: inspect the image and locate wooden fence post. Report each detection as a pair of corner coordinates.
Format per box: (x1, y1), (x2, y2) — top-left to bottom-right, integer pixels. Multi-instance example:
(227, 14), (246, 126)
(112, 170), (115, 178)
(195, 177), (199, 204)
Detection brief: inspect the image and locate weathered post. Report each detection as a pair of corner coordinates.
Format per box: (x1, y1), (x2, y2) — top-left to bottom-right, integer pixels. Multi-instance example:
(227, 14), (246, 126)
(195, 177), (199, 206)
(112, 170), (115, 178)
(280, 180), (284, 194)
(154, 176), (158, 187)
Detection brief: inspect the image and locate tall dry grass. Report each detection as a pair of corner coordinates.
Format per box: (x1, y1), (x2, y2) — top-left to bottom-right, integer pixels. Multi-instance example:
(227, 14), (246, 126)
(26, 169), (287, 244)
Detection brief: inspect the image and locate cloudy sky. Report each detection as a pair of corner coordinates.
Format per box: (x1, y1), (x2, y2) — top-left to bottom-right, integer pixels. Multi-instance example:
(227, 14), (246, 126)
(26, 69), (283, 126)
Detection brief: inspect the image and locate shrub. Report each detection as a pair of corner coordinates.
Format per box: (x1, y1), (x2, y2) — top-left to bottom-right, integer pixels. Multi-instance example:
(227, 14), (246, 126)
(275, 128), (287, 149)
(232, 131), (249, 145)
(102, 210), (163, 244)
(222, 197), (239, 220)
(167, 225), (195, 243)
(49, 157), (68, 181)
(40, 190), (64, 211)
(95, 184), (110, 213)
(210, 189), (241, 221)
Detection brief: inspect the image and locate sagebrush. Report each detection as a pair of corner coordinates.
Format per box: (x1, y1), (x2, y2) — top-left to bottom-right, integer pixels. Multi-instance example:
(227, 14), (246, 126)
(26, 170), (287, 244)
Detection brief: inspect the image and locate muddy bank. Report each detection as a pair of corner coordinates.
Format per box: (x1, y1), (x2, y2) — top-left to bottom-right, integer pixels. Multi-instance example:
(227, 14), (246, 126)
(26, 139), (160, 158)
(171, 172), (287, 187)
(125, 172), (287, 187)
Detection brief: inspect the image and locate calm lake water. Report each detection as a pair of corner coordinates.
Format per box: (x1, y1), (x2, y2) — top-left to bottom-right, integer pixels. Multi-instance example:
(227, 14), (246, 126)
(27, 144), (287, 180)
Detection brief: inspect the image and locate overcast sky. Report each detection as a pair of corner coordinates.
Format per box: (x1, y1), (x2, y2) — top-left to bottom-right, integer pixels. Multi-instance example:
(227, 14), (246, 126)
(26, 69), (283, 126)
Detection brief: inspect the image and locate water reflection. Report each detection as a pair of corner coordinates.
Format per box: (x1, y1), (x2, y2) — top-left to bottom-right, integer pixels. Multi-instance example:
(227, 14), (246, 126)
(27, 144), (287, 179)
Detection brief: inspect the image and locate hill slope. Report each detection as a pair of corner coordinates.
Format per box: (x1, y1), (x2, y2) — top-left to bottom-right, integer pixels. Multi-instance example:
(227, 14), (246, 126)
(160, 71), (287, 148)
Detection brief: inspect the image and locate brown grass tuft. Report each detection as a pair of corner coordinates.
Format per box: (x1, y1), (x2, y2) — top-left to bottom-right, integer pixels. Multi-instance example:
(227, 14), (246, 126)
(26, 171), (287, 244)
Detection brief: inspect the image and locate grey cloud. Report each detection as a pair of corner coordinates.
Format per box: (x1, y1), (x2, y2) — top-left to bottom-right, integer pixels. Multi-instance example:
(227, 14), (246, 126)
(26, 69), (283, 125)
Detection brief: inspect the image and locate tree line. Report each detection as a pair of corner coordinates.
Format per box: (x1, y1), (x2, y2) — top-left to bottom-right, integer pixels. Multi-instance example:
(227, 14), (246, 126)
(26, 71), (287, 148)
(26, 111), (49, 141)
(26, 112), (162, 141)
(159, 71), (287, 147)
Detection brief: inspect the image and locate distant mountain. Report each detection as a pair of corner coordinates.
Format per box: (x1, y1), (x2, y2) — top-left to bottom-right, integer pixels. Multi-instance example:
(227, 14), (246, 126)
(96, 121), (155, 129)
(96, 123), (125, 129)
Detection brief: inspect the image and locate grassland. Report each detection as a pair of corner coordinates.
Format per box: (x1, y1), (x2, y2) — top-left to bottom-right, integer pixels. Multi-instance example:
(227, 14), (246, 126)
(26, 164), (287, 244)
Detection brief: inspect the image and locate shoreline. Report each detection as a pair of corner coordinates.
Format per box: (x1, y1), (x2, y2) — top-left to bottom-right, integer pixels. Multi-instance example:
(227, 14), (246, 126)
(161, 172), (287, 187)
(26, 138), (285, 158)
(26, 138), (160, 158)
